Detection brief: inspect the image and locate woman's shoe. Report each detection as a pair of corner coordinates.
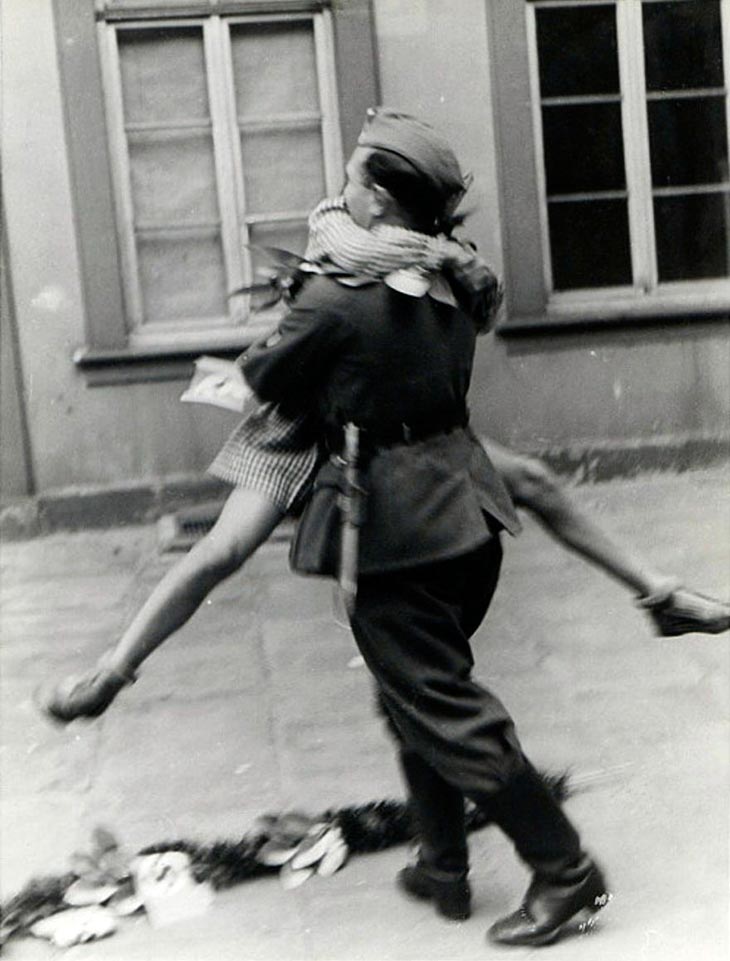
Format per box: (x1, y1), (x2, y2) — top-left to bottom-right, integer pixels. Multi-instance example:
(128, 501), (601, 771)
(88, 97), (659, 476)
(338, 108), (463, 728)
(638, 586), (730, 637)
(487, 862), (610, 947)
(397, 862), (471, 920)
(35, 655), (136, 723)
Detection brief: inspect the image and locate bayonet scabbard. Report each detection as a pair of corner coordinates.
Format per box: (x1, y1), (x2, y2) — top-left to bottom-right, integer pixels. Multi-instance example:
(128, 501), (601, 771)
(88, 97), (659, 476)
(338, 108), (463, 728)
(337, 423), (364, 617)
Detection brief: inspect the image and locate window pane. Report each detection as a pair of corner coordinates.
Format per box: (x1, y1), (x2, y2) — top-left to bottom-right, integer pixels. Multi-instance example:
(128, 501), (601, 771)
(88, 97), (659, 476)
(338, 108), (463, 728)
(648, 96), (728, 187)
(230, 22), (319, 117)
(118, 25), (226, 326)
(137, 234), (227, 322)
(654, 192), (730, 281)
(118, 27), (209, 123)
(548, 200), (632, 289)
(128, 131), (220, 223)
(643, 0), (723, 92)
(536, 4), (619, 97)
(542, 104), (626, 194)
(240, 128), (326, 214)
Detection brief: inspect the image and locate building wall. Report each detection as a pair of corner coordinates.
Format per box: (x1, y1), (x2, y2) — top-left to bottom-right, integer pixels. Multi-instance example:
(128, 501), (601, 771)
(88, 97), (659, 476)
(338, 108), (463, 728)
(372, 0), (730, 458)
(1, 233), (33, 497)
(1, 0), (234, 496)
(1, 0), (728, 503)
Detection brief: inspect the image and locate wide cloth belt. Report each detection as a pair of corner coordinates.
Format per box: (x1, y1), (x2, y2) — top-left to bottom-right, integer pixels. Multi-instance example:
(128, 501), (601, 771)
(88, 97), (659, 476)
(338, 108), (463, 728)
(326, 407), (469, 457)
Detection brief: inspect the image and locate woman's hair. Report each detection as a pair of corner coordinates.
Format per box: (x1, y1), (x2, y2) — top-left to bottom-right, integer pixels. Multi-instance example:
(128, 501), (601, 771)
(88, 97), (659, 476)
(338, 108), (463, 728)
(363, 149), (464, 236)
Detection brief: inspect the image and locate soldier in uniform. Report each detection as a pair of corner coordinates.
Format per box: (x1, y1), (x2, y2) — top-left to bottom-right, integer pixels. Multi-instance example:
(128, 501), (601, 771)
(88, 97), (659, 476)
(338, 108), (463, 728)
(241, 108), (610, 948)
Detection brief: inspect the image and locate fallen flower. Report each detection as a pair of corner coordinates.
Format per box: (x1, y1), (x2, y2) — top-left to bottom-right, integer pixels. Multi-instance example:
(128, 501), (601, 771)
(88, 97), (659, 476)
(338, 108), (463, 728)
(30, 906), (116, 947)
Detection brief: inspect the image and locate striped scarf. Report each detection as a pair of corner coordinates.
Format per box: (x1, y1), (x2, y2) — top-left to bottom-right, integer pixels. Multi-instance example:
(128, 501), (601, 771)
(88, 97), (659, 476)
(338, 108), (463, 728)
(304, 196), (455, 280)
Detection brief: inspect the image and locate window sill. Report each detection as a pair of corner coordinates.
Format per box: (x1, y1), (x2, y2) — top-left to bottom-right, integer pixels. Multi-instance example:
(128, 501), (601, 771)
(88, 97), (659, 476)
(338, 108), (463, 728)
(74, 336), (258, 386)
(498, 300), (730, 336)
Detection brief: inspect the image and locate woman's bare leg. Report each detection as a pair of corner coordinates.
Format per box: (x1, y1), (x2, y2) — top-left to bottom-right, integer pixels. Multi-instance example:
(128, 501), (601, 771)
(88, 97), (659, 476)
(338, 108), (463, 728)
(37, 488), (285, 721)
(482, 438), (670, 597)
(481, 438), (730, 636)
(106, 488), (285, 676)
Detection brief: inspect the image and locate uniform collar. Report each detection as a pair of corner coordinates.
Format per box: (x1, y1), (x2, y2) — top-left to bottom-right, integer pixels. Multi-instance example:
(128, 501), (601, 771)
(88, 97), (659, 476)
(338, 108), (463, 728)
(301, 261), (457, 306)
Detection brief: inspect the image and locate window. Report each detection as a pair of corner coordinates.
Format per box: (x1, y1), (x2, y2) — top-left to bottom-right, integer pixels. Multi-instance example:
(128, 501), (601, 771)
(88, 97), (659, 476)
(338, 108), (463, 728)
(490, 0), (730, 328)
(99, 8), (342, 349)
(53, 0), (377, 380)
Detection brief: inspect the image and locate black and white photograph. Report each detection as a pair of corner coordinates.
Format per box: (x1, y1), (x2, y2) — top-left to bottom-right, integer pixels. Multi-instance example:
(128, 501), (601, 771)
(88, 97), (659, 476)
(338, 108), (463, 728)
(1, 1), (729, 959)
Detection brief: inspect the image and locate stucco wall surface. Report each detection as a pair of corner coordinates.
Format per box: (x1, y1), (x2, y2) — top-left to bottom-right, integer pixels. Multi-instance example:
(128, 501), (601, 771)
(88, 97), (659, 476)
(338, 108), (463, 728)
(1, 0), (233, 494)
(472, 323), (730, 452)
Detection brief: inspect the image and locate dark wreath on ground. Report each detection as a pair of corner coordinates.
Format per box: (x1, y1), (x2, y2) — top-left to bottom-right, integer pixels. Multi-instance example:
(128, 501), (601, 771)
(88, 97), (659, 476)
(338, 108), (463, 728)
(0, 772), (569, 944)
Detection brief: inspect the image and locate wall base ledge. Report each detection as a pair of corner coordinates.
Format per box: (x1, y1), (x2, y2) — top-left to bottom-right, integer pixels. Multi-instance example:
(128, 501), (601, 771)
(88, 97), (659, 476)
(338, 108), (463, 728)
(2, 434), (728, 540)
(527, 432), (729, 484)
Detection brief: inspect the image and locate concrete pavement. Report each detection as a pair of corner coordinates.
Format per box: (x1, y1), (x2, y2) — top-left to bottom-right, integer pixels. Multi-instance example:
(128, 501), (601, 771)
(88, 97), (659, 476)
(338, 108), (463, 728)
(1, 468), (728, 960)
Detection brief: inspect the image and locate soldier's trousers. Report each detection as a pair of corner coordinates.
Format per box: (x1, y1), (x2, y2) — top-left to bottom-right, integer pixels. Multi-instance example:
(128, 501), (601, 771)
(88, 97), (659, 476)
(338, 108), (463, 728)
(349, 536), (529, 874)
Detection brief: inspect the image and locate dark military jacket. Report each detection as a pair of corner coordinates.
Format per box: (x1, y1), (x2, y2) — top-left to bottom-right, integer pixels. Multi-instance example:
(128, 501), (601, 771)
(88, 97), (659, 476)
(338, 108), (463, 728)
(243, 274), (520, 576)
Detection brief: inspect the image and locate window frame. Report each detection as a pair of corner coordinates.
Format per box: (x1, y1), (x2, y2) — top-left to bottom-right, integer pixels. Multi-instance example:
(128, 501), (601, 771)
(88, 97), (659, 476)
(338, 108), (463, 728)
(100, 11), (344, 349)
(53, 0), (378, 382)
(489, 0), (730, 333)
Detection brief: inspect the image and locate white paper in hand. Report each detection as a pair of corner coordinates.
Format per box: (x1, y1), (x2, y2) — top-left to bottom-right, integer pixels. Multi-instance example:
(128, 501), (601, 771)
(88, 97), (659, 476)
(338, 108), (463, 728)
(180, 356), (253, 413)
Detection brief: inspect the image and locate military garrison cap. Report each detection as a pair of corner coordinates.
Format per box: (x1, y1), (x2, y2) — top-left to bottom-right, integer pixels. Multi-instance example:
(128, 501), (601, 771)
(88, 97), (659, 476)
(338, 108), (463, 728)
(357, 107), (470, 209)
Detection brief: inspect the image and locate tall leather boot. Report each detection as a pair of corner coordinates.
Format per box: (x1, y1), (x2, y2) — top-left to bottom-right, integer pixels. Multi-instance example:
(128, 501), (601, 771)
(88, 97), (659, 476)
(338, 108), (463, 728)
(486, 764), (610, 947)
(397, 748), (471, 920)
